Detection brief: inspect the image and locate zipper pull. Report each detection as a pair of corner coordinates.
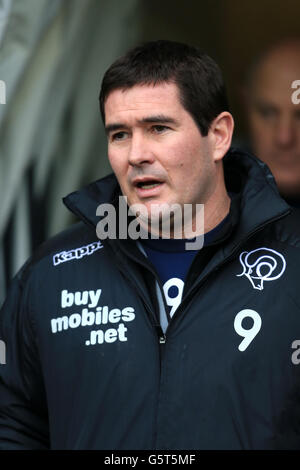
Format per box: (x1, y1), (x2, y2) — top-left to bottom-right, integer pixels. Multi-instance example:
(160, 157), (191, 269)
(155, 325), (166, 343)
(159, 334), (166, 344)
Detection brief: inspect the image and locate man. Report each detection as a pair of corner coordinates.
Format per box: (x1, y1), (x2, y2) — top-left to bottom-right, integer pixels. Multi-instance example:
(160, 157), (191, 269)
(1, 40), (300, 450)
(243, 38), (300, 206)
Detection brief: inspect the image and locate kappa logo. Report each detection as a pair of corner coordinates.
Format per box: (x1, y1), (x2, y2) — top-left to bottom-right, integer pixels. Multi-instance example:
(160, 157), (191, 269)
(236, 247), (286, 290)
(53, 241), (103, 266)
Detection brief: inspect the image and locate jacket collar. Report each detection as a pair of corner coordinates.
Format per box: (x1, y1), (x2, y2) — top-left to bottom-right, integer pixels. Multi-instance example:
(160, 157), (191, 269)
(222, 148), (290, 253)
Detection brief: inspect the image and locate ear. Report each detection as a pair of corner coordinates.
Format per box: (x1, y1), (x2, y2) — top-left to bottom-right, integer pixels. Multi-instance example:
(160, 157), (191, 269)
(209, 112), (234, 162)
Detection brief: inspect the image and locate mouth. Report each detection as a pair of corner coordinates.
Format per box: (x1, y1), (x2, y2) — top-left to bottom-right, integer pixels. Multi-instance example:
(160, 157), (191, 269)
(131, 178), (165, 197)
(136, 181), (162, 189)
(132, 177), (164, 188)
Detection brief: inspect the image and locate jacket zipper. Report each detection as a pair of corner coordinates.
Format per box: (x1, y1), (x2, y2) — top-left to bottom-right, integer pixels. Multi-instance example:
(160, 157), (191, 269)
(115, 250), (167, 343)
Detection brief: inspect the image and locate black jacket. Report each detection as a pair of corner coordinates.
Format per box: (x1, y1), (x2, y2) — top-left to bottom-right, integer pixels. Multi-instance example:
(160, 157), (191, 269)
(1, 148), (300, 450)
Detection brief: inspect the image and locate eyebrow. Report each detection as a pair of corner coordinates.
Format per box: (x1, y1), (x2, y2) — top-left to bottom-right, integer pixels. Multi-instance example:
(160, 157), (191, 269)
(105, 115), (179, 135)
(253, 99), (277, 110)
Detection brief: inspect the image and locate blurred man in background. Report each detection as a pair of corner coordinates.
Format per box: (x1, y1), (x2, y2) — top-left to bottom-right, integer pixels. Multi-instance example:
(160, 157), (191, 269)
(243, 38), (300, 206)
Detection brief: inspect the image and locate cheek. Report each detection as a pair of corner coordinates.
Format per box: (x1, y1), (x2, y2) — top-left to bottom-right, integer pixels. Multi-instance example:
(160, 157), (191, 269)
(166, 138), (199, 168)
(108, 151), (126, 176)
(250, 119), (272, 147)
(167, 150), (207, 194)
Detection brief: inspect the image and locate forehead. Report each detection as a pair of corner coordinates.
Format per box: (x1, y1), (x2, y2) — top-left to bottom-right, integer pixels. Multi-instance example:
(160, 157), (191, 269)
(104, 82), (183, 121)
(251, 49), (300, 106)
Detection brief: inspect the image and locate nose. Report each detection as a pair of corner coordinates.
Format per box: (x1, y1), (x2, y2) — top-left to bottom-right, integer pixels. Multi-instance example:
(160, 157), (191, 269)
(274, 115), (296, 148)
(128, 133), (155, 166)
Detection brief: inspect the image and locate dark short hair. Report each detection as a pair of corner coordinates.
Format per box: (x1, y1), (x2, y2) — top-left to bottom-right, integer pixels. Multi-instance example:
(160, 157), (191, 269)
(99, 39), (229, 136)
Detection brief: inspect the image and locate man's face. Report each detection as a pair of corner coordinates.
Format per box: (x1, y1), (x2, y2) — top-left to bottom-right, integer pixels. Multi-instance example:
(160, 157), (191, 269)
(246, 49), (300, 197)
(104, 82), (217, 228)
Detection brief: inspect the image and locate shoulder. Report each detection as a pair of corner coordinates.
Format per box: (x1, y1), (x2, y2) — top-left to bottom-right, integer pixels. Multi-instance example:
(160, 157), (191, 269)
(270, 206), (300, 249)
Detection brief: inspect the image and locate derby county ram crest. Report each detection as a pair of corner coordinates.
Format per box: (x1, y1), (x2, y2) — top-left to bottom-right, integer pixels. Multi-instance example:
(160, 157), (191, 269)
(236, 247), (286, 291)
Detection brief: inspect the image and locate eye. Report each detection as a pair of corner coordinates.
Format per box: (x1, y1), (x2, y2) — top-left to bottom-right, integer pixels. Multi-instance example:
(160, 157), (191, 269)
(152, 125), (170, 133)
(256, 104), (277, 120)
(111, 131), (128, 141)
